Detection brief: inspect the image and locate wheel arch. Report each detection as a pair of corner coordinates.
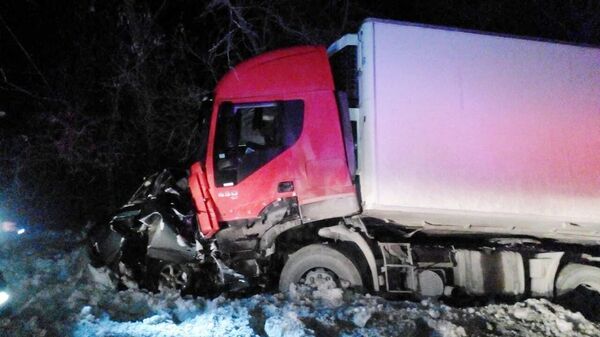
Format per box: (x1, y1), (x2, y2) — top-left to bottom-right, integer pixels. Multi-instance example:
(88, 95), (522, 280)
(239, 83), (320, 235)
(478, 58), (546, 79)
(316, 220), (380, 292)
(260, 217), (379, 292)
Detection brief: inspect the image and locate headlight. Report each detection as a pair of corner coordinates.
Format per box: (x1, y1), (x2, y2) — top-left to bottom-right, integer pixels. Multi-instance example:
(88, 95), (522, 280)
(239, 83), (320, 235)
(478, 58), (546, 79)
(0, 291), (9, 306)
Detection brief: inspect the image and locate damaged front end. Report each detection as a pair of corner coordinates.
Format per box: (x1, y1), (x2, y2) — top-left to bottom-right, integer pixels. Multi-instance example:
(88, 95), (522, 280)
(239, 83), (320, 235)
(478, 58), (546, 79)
(87, 168), (246, 295)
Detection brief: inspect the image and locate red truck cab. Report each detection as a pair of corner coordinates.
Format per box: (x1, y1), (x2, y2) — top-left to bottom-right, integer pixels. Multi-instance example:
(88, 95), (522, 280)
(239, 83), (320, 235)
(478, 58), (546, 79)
(189, 46), (359, 238)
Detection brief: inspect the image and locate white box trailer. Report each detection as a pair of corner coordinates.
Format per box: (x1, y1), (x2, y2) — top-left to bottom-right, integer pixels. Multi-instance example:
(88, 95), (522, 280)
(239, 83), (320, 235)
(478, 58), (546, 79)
(342, 19), (600, 243)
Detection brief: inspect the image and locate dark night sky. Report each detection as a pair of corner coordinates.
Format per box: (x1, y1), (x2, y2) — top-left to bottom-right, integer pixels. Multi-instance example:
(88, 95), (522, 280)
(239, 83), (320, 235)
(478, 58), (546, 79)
(0, 0), (599, 228)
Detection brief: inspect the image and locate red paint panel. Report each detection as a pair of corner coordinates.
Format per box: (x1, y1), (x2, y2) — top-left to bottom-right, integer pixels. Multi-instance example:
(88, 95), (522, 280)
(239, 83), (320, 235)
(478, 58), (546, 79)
(215, 46), (335, 99)
(201, 46), (356, 222)
(189, 162), (219, 237)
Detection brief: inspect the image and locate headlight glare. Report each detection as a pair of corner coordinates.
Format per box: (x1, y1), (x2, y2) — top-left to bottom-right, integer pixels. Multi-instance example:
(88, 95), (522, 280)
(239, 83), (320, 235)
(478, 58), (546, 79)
(0, 291), (9, 306)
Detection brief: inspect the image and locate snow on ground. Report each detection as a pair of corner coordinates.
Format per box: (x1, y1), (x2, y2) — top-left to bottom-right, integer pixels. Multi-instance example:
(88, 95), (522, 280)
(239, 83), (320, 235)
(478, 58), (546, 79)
(1, 230), (599, 337)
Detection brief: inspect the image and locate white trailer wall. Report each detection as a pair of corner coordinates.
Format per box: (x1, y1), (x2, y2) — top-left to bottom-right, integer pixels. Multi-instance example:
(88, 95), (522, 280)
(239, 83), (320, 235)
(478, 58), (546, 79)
(357, 19), (600, 239)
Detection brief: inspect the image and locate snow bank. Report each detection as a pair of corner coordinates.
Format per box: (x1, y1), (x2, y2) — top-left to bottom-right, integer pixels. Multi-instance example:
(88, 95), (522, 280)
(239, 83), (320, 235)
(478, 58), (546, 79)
(1, 230), (599, 336)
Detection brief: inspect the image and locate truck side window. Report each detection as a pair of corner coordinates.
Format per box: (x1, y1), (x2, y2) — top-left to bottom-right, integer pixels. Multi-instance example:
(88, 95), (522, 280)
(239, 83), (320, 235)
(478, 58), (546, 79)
(214, 100), (304, 187)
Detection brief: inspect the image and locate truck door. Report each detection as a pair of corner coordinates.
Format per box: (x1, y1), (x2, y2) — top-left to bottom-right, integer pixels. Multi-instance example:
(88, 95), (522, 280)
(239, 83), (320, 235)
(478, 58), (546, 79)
(207, 99), (304, 222)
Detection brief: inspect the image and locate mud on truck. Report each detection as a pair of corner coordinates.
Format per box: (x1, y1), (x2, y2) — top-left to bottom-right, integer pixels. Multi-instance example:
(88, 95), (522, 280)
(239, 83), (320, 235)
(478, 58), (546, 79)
(88, 18), (600, 300)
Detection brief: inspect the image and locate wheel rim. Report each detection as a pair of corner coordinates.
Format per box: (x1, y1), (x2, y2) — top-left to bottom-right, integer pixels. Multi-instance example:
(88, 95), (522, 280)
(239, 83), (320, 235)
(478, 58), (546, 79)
(302, 268), (340, 289)
(158, 264), (189, 290)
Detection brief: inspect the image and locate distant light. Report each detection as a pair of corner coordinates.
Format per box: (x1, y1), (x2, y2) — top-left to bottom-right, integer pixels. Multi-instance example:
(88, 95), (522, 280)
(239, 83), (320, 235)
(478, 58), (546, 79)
(17, 228), (25, 235)
(1, 221), (16, 232)
(0, 291), (9, 306)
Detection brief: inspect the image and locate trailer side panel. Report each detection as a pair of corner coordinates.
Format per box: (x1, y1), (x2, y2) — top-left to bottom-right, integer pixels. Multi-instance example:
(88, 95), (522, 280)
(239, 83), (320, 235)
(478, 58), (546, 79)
(358, 20), (600, 239)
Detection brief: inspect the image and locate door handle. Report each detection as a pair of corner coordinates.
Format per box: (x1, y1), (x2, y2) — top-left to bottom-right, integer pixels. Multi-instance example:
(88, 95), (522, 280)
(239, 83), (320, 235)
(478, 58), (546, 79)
(277, 181), (294, 193)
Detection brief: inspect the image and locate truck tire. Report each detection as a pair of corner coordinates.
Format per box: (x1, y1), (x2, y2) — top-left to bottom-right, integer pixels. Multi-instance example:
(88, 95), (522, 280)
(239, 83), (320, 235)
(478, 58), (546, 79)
(279, 244), (363, 292)
(555, 264), (600, 297)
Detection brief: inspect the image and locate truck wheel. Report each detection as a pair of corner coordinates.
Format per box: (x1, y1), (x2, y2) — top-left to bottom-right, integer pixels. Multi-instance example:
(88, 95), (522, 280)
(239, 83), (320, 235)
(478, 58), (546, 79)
(279, 244), (363, 292)
(555, 264), (600, 297)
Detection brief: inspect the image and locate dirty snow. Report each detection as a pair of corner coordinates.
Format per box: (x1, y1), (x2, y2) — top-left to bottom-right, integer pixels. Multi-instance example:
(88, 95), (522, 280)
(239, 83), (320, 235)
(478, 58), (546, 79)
(1, 230), (599, 337)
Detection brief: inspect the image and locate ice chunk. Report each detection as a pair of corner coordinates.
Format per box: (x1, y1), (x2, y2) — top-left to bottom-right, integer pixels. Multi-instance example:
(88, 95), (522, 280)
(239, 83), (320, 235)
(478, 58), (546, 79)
(556, 318), (573, 333)
(312, 287), (343, 308)
(512, 306), (533, 320)
(426, 319), (467, 337)
(351, 307), (372, 327)
(264, 312), (311, 337)
(86, 265), (114, 289)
